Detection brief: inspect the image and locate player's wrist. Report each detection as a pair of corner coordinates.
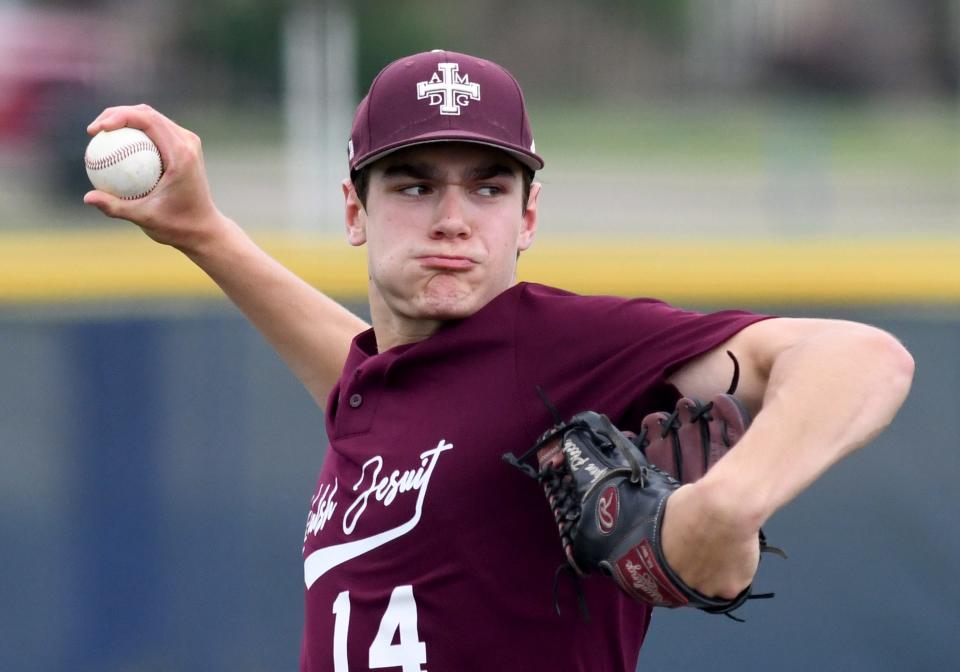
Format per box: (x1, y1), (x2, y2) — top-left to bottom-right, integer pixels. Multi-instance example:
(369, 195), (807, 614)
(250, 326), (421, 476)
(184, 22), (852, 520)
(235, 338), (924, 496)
(176, 210), (242, 260)
(689, 469), (768, 535)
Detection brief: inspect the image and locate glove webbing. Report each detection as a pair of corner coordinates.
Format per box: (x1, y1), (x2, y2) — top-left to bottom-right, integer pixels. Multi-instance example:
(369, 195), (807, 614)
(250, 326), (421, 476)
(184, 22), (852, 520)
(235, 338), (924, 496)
(630, 399), (719, 472)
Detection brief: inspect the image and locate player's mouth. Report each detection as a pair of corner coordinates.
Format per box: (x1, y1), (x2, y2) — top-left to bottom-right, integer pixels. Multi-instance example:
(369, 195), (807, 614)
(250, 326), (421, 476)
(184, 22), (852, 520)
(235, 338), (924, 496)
(417, 255), (476, 271)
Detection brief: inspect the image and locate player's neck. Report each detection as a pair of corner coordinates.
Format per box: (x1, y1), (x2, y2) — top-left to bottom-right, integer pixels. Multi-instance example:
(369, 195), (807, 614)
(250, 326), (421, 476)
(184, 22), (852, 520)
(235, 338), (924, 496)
(368, 288), (443, 353)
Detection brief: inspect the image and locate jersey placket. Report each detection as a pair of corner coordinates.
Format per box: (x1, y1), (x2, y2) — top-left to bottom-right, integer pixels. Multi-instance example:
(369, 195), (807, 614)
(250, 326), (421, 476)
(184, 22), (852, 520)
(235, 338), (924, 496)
(333, 355), (393, 438)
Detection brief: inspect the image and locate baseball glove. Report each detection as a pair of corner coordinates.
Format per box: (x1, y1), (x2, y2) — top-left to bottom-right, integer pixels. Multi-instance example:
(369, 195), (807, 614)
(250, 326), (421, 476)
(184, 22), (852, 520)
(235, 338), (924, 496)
(504, 392), (782, 618)
(635, 393), (751, 484)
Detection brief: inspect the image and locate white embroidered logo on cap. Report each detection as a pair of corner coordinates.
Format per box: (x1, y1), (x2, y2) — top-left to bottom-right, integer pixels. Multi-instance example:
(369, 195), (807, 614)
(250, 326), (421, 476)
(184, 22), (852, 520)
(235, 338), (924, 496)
(416, 63), (480, 116)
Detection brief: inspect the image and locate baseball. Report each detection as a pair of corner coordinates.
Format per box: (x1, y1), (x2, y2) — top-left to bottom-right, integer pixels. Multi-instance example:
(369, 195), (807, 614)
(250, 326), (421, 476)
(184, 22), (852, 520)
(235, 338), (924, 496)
(84, 128), (164, 199)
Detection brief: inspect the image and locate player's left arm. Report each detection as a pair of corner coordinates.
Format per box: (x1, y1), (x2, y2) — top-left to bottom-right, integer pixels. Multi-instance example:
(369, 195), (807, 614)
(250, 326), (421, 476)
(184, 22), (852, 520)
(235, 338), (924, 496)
(663, 317), (914, 599)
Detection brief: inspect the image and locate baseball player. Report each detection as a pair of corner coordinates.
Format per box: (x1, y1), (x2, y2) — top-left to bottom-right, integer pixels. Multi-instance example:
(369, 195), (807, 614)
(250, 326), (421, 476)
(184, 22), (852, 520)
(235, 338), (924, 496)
(84, 50), (914, 671)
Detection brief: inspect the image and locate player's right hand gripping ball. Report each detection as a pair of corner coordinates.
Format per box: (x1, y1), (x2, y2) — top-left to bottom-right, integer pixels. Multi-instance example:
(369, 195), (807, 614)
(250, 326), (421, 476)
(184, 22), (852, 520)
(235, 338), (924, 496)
(505, 395), (782, 618)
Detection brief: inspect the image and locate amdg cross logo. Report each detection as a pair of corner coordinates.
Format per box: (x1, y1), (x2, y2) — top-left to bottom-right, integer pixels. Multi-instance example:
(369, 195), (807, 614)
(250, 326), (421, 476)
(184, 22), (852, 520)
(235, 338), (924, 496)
(416, 62), (481, 115)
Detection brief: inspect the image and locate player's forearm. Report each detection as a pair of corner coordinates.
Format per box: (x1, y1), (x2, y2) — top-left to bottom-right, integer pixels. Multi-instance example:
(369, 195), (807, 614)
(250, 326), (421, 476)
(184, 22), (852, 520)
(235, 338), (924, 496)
(699, 324), (914, 527)
(182, 213), (369, 407)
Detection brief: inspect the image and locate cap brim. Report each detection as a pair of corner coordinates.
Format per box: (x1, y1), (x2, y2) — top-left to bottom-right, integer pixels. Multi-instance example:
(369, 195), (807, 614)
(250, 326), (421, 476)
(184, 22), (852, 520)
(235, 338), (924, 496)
(352, 133), (543, 172)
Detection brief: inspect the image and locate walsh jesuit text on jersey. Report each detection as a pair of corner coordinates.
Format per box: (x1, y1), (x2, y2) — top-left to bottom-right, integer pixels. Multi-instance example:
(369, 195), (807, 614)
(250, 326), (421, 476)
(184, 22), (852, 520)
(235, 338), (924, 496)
(303, 440), (454, 588)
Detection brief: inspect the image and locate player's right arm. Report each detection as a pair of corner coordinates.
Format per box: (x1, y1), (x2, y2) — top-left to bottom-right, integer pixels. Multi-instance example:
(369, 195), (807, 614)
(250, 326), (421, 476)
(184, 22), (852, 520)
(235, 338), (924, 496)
(83, 105), (369, 407)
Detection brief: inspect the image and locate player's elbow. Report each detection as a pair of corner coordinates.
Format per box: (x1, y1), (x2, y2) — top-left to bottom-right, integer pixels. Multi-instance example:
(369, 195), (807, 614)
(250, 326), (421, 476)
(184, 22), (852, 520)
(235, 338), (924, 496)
(887, 334), (915, 399)
(856, 325), (915, 400)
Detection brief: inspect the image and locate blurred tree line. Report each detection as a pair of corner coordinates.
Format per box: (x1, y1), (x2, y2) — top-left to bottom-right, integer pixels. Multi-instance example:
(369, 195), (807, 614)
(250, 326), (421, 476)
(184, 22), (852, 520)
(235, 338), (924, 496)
(26, 0), (958, 102)
(20, 0), (960, 114)
(152, 0), (693, 100)
(163, 0), (958, 101)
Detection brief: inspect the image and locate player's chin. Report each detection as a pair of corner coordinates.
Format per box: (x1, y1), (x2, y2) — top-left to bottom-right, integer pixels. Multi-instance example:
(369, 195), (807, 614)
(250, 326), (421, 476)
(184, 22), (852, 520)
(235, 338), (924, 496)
(416, 295), (480, 321)
(415, 275), (489, 319)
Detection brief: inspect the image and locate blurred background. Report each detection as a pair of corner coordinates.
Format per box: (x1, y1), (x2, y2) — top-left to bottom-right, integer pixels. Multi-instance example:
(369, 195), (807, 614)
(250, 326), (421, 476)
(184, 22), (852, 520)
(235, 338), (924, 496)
(0, 0), (957, 670)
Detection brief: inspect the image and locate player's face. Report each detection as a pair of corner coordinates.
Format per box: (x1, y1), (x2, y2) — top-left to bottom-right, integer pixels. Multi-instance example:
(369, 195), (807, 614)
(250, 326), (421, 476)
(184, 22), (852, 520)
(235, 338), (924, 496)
(344, 143), (539, 341)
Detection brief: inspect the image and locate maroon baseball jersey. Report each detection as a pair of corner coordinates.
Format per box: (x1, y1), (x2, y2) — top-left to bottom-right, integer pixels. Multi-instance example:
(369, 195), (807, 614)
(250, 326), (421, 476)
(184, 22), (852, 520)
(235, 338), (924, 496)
(301, 283), (769, 672)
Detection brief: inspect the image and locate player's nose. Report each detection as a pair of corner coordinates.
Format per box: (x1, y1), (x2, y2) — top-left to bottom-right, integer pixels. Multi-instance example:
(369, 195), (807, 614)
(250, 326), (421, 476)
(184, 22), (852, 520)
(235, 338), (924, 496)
(430, 189), (472, 239)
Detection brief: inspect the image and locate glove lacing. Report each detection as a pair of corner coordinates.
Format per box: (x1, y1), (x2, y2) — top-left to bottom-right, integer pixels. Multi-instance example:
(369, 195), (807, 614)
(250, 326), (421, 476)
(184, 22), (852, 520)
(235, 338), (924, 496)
(503, 445), (592, 620)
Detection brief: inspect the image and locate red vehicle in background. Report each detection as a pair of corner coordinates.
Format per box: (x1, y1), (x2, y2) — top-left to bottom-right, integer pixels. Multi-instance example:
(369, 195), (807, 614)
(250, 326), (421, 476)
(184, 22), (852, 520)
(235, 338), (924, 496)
(0, 3), (148, 197)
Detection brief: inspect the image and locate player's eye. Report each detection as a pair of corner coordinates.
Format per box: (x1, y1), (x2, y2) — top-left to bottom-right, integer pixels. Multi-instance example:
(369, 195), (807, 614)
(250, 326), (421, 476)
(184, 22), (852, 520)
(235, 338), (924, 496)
(475, 185), (503, 197)
(399, 184), (430, 196)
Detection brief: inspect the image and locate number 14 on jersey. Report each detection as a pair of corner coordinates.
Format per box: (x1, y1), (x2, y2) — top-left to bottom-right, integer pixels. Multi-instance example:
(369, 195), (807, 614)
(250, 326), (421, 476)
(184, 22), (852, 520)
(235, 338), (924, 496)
(332, 585), (427, 671)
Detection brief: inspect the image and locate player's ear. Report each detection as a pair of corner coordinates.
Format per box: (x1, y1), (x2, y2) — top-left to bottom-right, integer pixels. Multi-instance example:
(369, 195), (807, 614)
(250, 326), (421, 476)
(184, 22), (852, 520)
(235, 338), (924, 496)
(343, 178), (367, 246)
(517, 181), (540, 252)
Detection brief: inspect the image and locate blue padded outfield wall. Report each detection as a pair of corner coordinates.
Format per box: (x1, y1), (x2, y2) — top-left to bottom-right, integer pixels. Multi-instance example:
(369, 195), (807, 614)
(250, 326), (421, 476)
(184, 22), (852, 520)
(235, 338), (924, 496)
(1, 301), (958, 672)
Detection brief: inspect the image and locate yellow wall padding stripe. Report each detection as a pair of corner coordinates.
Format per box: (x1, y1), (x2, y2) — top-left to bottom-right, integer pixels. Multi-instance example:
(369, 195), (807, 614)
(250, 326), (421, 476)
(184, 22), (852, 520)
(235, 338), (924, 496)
(0, 229), (365, 304)
(1, 229), (957, 305)
(518, 237), (960, 304)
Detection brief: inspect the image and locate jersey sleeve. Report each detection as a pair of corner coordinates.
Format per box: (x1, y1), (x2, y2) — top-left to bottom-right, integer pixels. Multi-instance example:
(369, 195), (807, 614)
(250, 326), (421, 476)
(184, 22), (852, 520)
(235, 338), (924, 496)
(511, 283), (773, 436)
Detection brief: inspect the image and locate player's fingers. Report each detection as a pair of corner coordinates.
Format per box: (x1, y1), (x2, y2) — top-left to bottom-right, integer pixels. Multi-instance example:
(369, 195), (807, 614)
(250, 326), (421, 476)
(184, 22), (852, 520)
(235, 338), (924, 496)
(86, 106), (198, 177)
(87, 107), (150, 135)
(87, 104), (178, 137)
(86, 105), (142, 134)
(148, 124), (204, 180)
(83, 190), (138, 222)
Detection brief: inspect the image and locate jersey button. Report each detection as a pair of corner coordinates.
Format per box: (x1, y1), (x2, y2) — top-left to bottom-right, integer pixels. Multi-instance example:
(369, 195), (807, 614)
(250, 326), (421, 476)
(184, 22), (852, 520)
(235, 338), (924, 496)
(348, 393), (363, 408)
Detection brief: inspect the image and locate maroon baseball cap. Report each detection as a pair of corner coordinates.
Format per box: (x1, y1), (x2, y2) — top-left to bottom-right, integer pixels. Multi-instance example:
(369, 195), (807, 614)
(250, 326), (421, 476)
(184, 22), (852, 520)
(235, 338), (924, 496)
(348, 49), (544, 172)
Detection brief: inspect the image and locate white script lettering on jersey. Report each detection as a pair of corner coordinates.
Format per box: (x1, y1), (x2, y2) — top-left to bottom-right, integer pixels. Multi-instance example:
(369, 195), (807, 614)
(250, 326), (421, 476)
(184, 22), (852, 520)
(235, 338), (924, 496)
(302, 479), (338, 552)
(343, 442), (448, 534)
(303, 440), (453, 589)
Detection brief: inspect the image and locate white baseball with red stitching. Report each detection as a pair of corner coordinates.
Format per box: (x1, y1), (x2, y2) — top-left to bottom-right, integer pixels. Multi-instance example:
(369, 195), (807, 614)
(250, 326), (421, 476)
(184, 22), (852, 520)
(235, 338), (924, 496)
(84, 128), (163, 199)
